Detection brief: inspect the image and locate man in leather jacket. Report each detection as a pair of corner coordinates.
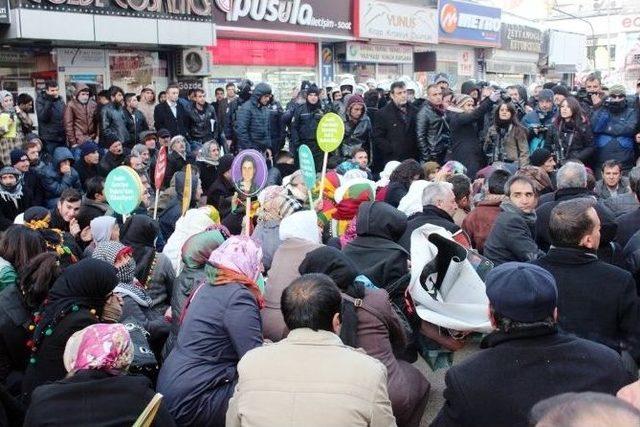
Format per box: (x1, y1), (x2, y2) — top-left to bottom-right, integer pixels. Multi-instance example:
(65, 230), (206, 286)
(416, 84), (450, 164)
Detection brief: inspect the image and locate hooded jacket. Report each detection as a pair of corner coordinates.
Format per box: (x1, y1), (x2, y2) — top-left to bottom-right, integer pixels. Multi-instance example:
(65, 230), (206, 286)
(591, 101), (638, 172)
(234, 83), (272, 151)
(343, 202), (410, 289)
(341, 95), (372, 159)
(39, 147), (81, 208)
(63, 84), (98, 147)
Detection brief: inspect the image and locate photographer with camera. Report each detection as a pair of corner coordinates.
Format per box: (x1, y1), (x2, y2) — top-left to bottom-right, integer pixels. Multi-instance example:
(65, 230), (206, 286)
(551, 97), (594, 166)
(591, 84), (638, 175)
(522, 89), (559, 153)
(484, 101), (530, 167)
(579, 74), (606, 117)
(505, 85), (529, 121)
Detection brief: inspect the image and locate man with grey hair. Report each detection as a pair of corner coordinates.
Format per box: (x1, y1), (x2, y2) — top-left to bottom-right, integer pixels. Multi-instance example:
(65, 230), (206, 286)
(535, 161), (617, 256)
(531, 392), (640, 427)
(399, 181), (471, 250)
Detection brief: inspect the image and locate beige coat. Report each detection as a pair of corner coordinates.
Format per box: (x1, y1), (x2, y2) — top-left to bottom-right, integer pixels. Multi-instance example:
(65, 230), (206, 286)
(226, 328), (397, 427)
(261, 238), (321, 341)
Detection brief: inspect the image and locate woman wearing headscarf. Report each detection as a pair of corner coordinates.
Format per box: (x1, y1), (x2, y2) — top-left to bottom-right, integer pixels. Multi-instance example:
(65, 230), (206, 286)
(327, 180), (376, 239)
(162, 206), (217, 274)
(398, 180), (431, 218)
(162, 229), (227, 359)
(299, 246), (430, 427)
(93, 241), (169, 356)
(251, 185), (301, 272)
(0, 91), (30, 166)
(196, 140), (223, 194)
(21, 258), (120, 397)
(261, 210), (323, 342)
(157, 236), (263, 427)
(164, 136), (189, 188)
(82, 216), (119, 257)
(375, 160), (401, 202)
(344, 201), (410, 290)
(0, 253), (60, 397)
(24, 323), (176, 427)
(120, 215), (175, 311)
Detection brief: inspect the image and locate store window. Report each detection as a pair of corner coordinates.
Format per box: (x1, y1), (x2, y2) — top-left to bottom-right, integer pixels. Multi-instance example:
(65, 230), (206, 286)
(0, 50), (55, 101)
(109, 51), (168, 95)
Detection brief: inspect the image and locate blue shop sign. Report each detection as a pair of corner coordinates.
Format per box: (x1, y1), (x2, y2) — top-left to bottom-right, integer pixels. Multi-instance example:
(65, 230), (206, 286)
(438, 0), (501, 47)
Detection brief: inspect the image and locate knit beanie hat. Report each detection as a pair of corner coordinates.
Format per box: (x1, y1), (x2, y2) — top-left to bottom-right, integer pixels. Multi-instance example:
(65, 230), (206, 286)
(529, 148), (554, 167)
(538, 89), (554, 102)
(10, 149), (27, 166)
(453, 94), (474, 108)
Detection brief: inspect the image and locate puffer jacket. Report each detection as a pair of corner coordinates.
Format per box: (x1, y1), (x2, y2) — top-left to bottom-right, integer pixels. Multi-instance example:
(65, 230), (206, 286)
(484, 123), (530, 166)
(553, 117), (595, 165)
(267, 100), (285, 154)
(340, 95), (371, 159)
(234, 83), (272, 152)
(100, 102), (129, 147)
(591, 102), (638, 172)
(39, 146), (82, 208)
(416, 101), (450, 163)
(188, 101), (222, 144)
(63, 84), (98, 147)
(36, 91), (66, 143)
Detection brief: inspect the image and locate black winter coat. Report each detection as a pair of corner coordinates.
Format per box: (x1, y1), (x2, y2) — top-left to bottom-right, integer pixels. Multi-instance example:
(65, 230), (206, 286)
(431, 326), (633, 427)
(553, 118), (595, 165)
(291, 102), (325, 170)
(154, 102), (190, 138)
(617, 208), (640, 250)
(340, 115), (372, 160)
(24, 370), (176, 427)
(533, 247), (640, 360)
(0, 186), (33, 231)
(416, 102), (449, 164)
(343, 202), (410, 289)
(399, 206), (461, 252)
(534, 188), (618, 259)
(372, 101), (418, 172)
(188, 102), (222, 144)
(0, 286), (31, 397)
(35, 92), (65, 143)
(99, 103), (129, 148)
(445, 97), (494, 179)
(123, 108), (149, 148)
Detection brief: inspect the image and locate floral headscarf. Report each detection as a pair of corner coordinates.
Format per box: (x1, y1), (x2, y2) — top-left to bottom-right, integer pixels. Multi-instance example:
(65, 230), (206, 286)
(205, 236), (264, 308)
(63, 323), (133, 374)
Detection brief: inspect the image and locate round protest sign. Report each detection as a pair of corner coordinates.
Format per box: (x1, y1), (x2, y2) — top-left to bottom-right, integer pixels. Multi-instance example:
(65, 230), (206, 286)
(297, 144), (317, 190)
(231, 149), (268, 197)
(316, 112), (345, 152)
(104, 166), (143, 215)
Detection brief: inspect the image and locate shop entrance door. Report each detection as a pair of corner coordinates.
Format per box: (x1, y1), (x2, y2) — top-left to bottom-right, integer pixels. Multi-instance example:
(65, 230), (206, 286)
(58, 69), (109, 102)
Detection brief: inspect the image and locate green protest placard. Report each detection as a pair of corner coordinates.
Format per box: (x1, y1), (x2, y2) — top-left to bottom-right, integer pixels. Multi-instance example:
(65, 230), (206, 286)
(316, 112), (345, 152)
(298, 144), (317, 190)
(104, 166), (143, 215)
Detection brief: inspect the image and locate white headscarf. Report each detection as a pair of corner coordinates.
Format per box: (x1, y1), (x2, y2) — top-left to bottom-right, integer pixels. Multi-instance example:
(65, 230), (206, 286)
(376, 161), (401, 188)
(279, 210), (321, 244)
(162, 207), (215, 274)
(90, 216), (117, 245)
(398, 180), (431, 217)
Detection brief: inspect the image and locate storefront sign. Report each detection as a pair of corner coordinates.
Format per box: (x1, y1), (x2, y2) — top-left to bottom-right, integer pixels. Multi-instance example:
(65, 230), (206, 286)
(321, 44), (334, 87)
(346, 42), (413, 64)
(501, 23), (542, 53)
(209, 39), (316, 67)
(356, 0), (437, 44)
(21, 0), (213, 22)
(57, 48), (107, 68)
(438, 0), (501, 47)
(0, 0), (10, 24)
(457, 50), (473, 76)
(212, 0), (353, 37)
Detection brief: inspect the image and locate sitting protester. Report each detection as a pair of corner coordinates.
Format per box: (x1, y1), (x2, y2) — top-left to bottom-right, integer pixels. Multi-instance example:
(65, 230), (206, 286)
(0, 166), (33, 230)
(39, 147), (81, 209)
(24, 323), (175, 427)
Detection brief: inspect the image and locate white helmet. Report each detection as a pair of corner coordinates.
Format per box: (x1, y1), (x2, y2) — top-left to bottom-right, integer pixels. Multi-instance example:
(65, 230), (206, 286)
(355, 84), (368, 95)
(339, 76), (357, 93)
(366, 78), (377, 89)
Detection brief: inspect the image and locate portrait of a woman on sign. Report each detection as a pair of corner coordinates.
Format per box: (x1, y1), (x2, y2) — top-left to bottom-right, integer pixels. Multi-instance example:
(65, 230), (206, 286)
(231, 150), (267, 197)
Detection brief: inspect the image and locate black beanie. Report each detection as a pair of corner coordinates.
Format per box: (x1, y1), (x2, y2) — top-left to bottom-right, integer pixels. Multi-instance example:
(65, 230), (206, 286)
(529, 148), (553, 167)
